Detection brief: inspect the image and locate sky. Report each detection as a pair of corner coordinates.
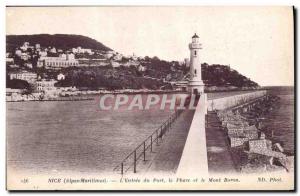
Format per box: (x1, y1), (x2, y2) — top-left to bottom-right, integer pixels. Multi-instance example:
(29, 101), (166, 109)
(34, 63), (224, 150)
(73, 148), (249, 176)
(6, 6), (294, 86)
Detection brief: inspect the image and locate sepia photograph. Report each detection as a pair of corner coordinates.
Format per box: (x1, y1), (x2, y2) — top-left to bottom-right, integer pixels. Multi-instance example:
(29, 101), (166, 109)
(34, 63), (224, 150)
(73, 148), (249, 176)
(5, 6), (294, 191)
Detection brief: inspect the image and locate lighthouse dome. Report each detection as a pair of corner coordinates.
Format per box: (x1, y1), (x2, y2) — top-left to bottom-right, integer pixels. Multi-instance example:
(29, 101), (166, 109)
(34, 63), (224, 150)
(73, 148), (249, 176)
(192, 33), (199, 38)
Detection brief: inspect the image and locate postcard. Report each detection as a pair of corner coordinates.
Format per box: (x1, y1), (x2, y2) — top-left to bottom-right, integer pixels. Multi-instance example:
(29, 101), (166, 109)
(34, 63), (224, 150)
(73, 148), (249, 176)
(6, 6), (294, 191)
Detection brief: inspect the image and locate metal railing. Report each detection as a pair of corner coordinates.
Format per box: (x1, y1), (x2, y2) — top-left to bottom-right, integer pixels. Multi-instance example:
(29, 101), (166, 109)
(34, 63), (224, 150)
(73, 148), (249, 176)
(113, 109), (184, 175)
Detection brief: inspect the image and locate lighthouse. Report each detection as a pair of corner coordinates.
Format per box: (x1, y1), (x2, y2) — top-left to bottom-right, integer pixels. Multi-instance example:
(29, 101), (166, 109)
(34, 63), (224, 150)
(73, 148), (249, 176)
(188, 33), (204, 95)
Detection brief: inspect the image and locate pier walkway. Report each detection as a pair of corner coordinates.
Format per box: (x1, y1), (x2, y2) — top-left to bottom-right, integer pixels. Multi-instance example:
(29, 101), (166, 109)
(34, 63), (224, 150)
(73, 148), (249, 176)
(206, 111), (237, 173)
(120, 91), (267, 176)
(144, 109), (195, 174)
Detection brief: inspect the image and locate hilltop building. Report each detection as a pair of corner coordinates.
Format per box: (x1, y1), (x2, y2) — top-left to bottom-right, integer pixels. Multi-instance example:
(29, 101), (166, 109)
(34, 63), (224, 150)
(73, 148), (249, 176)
(37, 53), (79, 69)
(57, 73), (65, 81)
(38, 50), (47, 57)
(36, 79), (57, 92)
(111, 61), (120, 68)
(20, 53), (30, 61)
(9, 71), (37, 84)
(113, 53), (123, 61)
(49, 47), (57, 53)
(104, 51), (115, 59)
(6, 57), (14, 63)
(72, 47), (94, 55)
(138, 64), (146, 72)
(15, 49), (22, 56)
(20, 42), (30, 51)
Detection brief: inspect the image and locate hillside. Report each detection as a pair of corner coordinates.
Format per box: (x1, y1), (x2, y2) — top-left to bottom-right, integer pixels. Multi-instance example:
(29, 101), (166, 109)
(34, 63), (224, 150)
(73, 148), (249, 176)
(202, 63), (258, 88)
(6, 34), (259, 91)
(6, 34), (112, 52)
(52, 59), (259, 91)
(138, 57), (259, 89)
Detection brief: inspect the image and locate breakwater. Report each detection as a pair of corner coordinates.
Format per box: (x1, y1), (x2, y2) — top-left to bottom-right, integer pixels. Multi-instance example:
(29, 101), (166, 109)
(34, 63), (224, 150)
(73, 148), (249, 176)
(216, 95), (294, 174)
(183, 89), (293, 175)
(207, 90), (267, 111)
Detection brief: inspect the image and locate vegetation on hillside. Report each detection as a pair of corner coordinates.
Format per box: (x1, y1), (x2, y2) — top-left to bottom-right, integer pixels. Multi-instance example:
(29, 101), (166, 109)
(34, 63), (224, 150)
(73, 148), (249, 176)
(202, 63), (258, 88)
(49, 57), (259, 90)
(52, 66), (165, 90)
(6, 78), (31, 90)
(6, 34), (259, 91)
(6, 34), (111, 52)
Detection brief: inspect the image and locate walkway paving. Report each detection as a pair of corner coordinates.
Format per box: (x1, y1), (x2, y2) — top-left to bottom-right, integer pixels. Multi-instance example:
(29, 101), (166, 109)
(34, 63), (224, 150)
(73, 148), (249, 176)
(205, 111), (237, 174)
(143, 109), (195, 174)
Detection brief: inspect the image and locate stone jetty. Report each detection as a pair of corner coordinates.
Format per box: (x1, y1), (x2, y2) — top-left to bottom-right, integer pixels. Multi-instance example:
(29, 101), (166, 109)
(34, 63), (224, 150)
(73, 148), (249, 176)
(216, 98), (294, 173)
(114, 91), (293, 176)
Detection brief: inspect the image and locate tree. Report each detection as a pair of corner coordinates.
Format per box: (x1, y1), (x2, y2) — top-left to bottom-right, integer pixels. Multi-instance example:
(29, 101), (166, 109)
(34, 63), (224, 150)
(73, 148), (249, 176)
(6, 78), (30, 90)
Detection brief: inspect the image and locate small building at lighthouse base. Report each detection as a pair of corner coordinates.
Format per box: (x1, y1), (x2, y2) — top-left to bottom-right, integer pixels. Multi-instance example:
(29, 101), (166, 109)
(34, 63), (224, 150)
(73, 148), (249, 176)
(188, 79), (205, 95)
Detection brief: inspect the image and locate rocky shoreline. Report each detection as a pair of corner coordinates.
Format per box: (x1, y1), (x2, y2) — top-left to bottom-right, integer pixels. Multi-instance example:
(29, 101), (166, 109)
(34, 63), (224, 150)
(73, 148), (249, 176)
(217, 95), (294, 174)
(6, 89), (184, 102)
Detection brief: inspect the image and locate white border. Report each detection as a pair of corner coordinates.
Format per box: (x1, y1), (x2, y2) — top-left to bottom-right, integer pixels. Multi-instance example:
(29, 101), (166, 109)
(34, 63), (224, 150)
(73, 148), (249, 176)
(1, 0), (298, 195)
(2, 0), (298, 6)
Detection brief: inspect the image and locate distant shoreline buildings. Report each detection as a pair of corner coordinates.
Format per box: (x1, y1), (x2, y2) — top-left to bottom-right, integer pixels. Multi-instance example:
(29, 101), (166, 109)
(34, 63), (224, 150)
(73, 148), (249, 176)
(37, 54), (79, 69)
(6, 36), (259, 101)
(6, 41), (148, 100)
(9, 70), (37, 84)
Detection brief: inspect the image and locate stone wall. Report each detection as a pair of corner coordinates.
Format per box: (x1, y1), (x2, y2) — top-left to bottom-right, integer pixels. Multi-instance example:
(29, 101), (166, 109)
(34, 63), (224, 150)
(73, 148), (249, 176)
(230, 137), (249, 147)
(177, 94), (209, 177)
(249, 139), (268, 153)
(207, 90), (267, 111)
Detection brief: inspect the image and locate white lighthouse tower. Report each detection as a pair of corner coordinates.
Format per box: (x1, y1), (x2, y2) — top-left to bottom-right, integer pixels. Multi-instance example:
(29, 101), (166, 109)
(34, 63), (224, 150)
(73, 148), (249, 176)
(188, 33), (204, 95)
